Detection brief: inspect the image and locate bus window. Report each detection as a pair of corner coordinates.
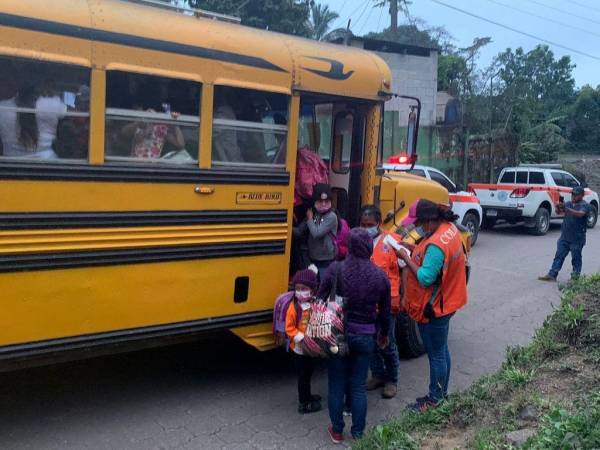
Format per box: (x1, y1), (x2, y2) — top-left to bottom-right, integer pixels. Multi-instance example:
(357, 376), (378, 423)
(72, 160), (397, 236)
(212, 86), (288, 167)
(104, 71), (200, 163)
(0, 56), (90, 161)
(332, 112), (353, 173)
(298, 103), (332, 161)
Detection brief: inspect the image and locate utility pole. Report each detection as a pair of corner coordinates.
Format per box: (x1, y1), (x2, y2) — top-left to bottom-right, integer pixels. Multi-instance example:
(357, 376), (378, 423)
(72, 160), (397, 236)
(390, 0), (398, 34)
(488, 74), (495, 183)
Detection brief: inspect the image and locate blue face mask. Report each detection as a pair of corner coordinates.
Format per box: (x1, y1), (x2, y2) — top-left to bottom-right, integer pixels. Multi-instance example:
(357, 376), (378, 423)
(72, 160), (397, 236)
(365, 226), (379, 239)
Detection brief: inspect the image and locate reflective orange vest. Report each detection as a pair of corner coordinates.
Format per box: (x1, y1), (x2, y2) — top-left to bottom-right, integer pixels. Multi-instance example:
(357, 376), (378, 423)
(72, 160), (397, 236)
(405, 222), (467, 323)
(371, 231), (402, 313)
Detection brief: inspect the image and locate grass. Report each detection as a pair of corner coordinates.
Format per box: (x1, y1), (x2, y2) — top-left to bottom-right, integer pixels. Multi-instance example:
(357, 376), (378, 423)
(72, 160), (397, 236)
(354, 274), (600, 450)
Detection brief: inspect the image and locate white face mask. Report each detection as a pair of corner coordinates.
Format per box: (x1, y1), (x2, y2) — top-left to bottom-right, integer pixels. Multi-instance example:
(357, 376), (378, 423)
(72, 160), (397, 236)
(295, 290), (312, 302)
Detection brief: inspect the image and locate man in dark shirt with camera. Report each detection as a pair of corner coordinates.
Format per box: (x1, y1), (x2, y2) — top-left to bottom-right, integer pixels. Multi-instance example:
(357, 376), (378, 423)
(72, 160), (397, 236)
(539, 186), (591, 282)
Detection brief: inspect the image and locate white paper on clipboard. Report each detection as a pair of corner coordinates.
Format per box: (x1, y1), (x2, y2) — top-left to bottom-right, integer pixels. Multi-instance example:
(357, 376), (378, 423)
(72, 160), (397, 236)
(384, 235), (411, 267)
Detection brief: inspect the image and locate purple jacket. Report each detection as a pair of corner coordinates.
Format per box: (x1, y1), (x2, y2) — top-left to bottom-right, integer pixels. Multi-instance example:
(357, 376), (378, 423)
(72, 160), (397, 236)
(318, 228), (391, 336)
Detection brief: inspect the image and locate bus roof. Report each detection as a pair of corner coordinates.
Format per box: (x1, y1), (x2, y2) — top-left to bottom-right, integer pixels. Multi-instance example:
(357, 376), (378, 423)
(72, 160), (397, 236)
(1, 0), (392, 101)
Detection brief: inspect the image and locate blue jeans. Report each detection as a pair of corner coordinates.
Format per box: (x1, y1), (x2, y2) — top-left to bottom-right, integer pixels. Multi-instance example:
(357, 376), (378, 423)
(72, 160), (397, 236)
(418, 314), (452, 403)
(549, 238), (584, 279)
(370, 314), (400, 384)
(328, 334), (375, 438)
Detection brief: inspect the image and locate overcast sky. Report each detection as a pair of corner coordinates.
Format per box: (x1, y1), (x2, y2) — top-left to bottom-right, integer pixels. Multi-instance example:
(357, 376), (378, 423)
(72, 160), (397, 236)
(322, 0), (600, 88)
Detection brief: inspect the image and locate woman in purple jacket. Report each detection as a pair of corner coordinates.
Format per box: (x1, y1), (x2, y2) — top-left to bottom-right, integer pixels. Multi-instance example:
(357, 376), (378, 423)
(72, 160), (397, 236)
(318, 228), (391, 443)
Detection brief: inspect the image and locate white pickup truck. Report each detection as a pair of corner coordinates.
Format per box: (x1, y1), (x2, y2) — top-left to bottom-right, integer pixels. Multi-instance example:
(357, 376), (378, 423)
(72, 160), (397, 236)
(468, 165), (599, 235)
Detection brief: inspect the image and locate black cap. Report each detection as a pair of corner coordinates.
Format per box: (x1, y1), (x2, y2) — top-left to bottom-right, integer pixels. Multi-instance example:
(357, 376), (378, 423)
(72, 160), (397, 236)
(415, 199), (439, 221)
(572, 186), (584, 196)
(313, 183), (332, 203)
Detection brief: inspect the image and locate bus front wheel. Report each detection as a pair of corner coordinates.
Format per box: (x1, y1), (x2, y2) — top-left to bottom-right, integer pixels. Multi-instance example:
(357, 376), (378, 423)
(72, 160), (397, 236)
(396, 312), (425, 358)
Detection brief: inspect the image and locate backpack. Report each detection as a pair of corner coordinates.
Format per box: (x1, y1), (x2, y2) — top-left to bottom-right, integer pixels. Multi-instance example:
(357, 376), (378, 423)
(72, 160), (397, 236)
(330, 216), (350, 260)
(294, 145), (329, 206)
(273, 291), (301, 348)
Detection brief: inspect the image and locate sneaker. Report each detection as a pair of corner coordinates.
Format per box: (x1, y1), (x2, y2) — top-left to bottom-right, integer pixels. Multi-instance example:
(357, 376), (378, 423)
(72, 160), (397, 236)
(327, 425), (344, 444)
(538, 274), (557, 282)
(382, 382), (397, 399)
(407, 396), (438, 412)
(366, 377), (384, 391)
(298, 400), (321, 414)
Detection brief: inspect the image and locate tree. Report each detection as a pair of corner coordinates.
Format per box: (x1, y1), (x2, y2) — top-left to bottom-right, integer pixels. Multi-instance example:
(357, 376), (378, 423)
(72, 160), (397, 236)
(373, 1), (412, 34)
(365, 24), (439, 48)
(309, 3), (339, 41)
(189, 0), (312, 37)
(568, 85), (600, 154)
(495, 45), (576, 161)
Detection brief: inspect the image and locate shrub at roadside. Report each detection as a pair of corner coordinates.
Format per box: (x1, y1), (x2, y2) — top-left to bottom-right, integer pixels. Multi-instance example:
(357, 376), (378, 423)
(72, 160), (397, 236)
(354, 274), (600, 449)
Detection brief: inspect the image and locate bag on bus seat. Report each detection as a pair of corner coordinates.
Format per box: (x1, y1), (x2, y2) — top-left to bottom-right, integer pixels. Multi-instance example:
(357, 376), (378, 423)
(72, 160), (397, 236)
(295, 145), (329, 205)
(273, 291), (300, 348)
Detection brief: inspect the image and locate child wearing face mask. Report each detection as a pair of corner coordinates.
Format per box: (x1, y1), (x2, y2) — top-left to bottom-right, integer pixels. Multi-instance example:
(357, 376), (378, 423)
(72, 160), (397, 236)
(293, 183), (338, 278)
(285, 266), (322, 414)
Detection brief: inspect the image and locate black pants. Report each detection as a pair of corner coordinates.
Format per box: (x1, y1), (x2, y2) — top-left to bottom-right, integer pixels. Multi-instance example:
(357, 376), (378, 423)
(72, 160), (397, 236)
(294, 353), (315, 404)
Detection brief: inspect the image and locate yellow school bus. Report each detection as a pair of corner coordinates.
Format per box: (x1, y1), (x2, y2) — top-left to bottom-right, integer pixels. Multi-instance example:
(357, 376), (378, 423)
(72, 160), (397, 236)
(0, 0), (450, 369)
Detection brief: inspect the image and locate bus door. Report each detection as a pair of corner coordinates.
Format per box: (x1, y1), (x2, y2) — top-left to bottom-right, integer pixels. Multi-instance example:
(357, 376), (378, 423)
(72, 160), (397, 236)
(298, 98), (366, 226)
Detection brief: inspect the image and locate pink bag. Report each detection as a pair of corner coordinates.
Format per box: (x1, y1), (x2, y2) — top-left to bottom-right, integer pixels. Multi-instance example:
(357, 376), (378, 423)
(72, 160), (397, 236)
(295, 146), (329, 205)
(301, 300), (345, 358)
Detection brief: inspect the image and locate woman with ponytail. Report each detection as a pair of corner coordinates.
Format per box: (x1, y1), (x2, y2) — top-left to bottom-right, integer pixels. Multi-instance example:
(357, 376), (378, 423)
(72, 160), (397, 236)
(397, 199), (468, 412)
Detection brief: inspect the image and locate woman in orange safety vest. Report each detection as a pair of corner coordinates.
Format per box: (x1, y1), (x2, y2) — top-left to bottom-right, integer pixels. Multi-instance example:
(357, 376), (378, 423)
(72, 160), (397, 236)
(397, 199), (467, 412)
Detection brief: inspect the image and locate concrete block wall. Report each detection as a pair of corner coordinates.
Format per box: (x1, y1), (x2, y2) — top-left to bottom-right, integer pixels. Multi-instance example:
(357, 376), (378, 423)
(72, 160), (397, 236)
(376, 50), (438, 128)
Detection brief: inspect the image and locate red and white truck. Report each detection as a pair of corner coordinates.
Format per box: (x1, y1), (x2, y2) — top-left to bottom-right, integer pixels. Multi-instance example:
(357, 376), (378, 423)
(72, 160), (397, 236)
(468, 165), (599, 235)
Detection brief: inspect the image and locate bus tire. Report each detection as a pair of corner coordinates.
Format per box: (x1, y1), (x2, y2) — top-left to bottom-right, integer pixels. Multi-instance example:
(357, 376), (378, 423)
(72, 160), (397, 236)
(396, 312), (425, 358)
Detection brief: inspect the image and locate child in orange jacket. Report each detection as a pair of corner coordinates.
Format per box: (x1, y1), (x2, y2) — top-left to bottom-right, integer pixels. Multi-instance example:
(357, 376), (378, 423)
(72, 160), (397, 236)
(285, 266), (321, 414)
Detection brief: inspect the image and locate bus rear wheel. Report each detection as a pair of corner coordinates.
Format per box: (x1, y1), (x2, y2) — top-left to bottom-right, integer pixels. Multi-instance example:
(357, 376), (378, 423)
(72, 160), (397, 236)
(396, 312), (425, 358)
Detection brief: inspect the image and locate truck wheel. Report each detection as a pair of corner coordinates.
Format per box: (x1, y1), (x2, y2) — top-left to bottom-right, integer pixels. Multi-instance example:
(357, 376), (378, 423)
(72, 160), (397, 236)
(396, 312), (425, 358)
(462, 213), (480, 246)
(530, 207), (550, 236)
(587, 205), (598, 229)
(481, 217), (496, 230)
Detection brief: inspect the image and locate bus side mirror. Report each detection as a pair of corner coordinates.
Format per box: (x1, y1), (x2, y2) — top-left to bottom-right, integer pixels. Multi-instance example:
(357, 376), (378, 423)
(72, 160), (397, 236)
(406, 106), (419, 164)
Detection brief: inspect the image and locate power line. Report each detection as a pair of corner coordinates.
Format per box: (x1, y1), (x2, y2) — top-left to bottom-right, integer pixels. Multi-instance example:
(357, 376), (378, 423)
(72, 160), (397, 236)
(485, 0), (600, 39)
(564, 0), (600, 14)
(524, 0), (600, 27)
(350, 1), (371, 32)
(336, 2), (366, 31)
(428, 0), (600, 61)
(358, 2), (375, 35)
(376, 1), (385, 32)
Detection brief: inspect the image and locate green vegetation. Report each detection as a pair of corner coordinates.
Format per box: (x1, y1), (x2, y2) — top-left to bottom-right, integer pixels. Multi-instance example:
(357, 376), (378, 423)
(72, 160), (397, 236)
(354, 274), (600, 449)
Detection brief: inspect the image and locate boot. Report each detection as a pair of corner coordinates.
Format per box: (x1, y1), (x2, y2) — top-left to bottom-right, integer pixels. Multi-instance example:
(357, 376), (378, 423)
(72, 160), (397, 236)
(382, 382), (397, 399)
(366, 377), (384, 391)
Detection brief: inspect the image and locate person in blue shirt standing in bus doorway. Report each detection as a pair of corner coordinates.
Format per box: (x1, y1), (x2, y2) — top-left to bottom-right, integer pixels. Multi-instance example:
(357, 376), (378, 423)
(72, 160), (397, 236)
(539, 186), (591, 282)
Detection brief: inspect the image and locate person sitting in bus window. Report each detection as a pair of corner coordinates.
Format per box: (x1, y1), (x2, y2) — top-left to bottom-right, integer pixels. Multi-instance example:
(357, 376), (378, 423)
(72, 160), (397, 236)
(121, 102), (185, 159)
(293, 183), (338, 278)
(0, 82), (37, 157)
(213, 89), (243, 163)
(35, 78), (68, 159)
(237, 93), (268, 164)
(54, 85), (90, 159)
